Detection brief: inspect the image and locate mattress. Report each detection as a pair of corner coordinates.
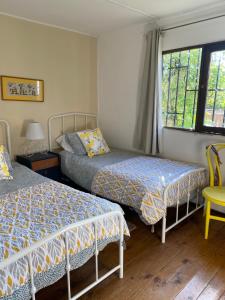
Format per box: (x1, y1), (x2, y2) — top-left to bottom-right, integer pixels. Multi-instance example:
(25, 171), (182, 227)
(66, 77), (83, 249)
(60, 149), (137, 191)
(60, 150), (207, 225)
(0, 162), (129, 299)
(0, 162), (46, 196)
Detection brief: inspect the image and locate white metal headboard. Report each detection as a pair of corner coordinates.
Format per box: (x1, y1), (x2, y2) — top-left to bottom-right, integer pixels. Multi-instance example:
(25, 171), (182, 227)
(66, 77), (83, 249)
(0, 120), (12, 157)
(48, 112), (97, 151)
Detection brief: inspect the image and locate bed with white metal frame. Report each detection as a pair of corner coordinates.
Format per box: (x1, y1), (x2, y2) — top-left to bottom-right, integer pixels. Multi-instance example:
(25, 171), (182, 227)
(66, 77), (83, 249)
(0, 119), (125, 300)
(48, 112), (206, 244)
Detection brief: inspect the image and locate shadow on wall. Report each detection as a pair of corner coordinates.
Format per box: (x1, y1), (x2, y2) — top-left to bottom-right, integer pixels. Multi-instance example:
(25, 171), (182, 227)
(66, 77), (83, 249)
(162, 128), (225, 166)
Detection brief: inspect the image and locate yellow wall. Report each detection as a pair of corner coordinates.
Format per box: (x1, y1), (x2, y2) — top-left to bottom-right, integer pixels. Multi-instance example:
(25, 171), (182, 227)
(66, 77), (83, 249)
(0, 15), (97, 155)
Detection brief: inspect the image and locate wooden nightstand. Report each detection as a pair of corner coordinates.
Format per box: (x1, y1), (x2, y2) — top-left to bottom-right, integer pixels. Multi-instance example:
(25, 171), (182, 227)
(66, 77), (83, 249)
(16, 151), (62, 182)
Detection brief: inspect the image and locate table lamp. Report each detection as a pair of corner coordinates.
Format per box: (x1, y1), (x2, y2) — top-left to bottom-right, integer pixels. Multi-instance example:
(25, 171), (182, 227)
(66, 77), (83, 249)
(25, 122), (46, 155)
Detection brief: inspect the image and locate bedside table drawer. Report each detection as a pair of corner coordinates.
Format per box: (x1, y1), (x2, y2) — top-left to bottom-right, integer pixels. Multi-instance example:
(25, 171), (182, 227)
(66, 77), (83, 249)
(32, 157), (59, 171)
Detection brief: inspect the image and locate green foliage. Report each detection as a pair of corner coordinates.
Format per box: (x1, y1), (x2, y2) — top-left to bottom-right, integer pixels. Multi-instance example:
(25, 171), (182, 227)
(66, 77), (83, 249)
(204, 51), (225, 127)
(162, 48), (201, 129)
(162, 48), (225, 129)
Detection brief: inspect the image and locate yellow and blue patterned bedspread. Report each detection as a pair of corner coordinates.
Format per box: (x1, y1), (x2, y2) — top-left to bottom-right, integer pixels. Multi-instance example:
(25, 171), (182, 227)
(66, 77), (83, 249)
(0, 180), (128, 299)
(92, 156), (207, 225)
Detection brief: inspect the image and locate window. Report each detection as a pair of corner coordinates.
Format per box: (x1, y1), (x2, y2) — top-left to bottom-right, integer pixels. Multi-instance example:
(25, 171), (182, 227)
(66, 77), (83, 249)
(162, 41), (225, 135)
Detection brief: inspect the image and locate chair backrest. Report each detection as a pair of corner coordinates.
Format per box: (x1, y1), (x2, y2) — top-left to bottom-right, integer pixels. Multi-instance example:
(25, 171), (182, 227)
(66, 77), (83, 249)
(206, 143), (225, 187)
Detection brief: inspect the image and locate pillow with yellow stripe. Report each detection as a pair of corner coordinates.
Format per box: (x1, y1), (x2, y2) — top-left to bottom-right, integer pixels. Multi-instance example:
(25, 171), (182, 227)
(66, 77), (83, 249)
(77, 128), (110, 158)
(0, 145), (13, 180)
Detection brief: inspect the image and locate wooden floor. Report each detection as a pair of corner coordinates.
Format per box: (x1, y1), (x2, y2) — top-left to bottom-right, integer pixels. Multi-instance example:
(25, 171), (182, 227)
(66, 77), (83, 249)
(37, 208), (225, 300)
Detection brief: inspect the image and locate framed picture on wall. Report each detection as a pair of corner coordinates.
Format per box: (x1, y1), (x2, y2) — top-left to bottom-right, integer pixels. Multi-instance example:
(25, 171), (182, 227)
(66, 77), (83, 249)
(1, 76), (44, 102)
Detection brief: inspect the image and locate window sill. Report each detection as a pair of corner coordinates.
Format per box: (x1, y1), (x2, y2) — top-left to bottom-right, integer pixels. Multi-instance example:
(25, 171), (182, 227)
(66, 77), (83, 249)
(163, 126), (194, 133)
(163, 126), (225, 137)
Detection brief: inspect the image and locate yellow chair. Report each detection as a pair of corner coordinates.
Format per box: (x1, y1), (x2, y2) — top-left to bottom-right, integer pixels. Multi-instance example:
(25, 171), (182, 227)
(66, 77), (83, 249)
(203, 143), (225, 239)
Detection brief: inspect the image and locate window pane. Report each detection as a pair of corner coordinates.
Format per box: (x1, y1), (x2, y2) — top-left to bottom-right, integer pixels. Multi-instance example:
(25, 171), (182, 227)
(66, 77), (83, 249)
(204, 50), (225, 128)
(162, 48), (202, 129)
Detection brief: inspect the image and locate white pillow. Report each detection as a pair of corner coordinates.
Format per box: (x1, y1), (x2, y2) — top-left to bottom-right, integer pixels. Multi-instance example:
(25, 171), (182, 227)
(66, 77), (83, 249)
(56, 135), (74, 153)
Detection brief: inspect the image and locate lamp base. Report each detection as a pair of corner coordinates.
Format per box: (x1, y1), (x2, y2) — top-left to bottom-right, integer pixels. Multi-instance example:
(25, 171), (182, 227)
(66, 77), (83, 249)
(23, 140), (47, 156)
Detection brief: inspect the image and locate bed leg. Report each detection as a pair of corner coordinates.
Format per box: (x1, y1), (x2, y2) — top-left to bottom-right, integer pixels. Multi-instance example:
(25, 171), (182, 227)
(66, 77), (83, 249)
(151, 225), (155, 233)
(119, 244), (124, 279)
(161, 215), (166, 244)
(119, 216), (124, 279)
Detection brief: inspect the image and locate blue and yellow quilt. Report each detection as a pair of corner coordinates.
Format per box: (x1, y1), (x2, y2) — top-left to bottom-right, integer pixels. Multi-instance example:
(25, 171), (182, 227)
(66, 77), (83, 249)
(0, 179), (128, 299)
(92, 156), (207, 225)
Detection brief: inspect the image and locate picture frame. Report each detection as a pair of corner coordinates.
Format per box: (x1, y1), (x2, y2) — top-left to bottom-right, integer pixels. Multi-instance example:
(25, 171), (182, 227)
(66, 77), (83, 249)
(1, 76), (44, 102)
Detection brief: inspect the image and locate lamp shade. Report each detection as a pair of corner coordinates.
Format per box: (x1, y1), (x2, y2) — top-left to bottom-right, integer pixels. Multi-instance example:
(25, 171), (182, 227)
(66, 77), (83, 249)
(26, 122), (45, 140)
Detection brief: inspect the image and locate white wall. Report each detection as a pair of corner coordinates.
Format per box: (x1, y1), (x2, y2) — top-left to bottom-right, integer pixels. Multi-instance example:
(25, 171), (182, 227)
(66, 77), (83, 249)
(0, 15), (97, 155)
(98, 23), (149, 151)
(98, 17), (225, 166)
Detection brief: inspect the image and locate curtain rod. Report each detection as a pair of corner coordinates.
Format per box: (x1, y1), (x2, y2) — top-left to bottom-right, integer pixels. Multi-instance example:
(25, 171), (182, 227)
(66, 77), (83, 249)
(162, 13), (225, 32)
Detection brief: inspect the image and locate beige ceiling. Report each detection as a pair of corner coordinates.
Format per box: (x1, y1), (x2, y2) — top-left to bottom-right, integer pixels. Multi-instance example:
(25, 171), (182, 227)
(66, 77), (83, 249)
(0, 0), (224, 36)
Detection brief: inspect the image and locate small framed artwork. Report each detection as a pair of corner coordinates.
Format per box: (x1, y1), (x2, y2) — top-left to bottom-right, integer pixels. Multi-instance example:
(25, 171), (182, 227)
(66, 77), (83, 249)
(1, 76), (44, 102)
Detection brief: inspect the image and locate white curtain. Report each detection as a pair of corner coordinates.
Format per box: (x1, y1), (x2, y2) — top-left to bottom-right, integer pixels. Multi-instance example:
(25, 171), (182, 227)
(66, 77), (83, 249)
(134, 28), (162, 155)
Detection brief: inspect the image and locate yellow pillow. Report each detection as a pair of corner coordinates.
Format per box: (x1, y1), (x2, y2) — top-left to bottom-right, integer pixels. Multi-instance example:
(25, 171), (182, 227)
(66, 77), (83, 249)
(77, 128), (110, 158)
(0, 145), (13, 180)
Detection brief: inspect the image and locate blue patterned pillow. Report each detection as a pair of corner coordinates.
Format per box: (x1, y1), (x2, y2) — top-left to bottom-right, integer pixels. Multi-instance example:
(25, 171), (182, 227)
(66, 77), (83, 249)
(65, 132), (87, 155)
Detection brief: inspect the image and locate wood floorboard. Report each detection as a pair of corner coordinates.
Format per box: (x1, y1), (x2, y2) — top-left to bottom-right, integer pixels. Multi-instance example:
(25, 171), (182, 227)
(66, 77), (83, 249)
(36, 208), (225, 300)
(197, 268), (225, 300)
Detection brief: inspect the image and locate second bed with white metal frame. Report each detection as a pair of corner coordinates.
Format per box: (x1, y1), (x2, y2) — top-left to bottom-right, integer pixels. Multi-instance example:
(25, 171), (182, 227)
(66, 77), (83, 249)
(0, 119), (125, 300)
(48, 112), (205, 244)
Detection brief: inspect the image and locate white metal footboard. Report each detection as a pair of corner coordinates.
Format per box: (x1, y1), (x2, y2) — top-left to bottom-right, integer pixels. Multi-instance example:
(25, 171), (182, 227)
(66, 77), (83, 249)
(0, 211), (125, 300)
(161, 168), (206, 243)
